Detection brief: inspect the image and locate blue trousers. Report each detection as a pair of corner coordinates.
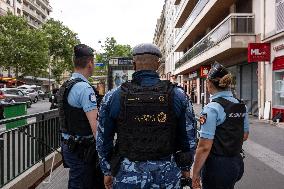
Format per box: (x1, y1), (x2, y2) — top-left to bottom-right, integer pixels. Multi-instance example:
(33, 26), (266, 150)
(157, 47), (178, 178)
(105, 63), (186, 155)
(113, 158), (181, 189)
(201, 154), (244, 189)
(62, 143), (103, 189)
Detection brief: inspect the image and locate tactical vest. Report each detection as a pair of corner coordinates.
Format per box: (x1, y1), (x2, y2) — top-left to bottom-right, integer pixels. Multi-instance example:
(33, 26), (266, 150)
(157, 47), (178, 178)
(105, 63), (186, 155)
(116, 80), (178, 161)
(210, 97), (246, 156)
(57, 78), (100, 136)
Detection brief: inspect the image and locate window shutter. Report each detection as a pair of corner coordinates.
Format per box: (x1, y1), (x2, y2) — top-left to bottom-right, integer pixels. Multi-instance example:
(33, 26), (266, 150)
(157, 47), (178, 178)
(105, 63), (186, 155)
(276, 0), (284, 33)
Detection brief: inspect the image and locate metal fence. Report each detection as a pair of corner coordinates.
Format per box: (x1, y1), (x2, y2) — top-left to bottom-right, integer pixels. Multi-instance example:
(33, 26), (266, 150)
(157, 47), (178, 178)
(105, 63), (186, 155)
(175, 13), (255, 69)
(0, 110), (60, 188)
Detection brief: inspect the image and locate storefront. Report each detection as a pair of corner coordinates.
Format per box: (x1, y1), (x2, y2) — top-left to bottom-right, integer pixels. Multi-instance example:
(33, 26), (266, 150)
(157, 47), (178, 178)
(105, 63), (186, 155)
(200, 66), (211, 104)
(188, 71), (199, 103)
(227, 62), (258, 116)
(271, 39), (284, 119)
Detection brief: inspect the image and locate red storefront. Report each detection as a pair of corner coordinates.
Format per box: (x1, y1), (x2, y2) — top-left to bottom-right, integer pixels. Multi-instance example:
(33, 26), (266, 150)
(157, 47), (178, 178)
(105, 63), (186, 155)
(272, 56), (284, 119)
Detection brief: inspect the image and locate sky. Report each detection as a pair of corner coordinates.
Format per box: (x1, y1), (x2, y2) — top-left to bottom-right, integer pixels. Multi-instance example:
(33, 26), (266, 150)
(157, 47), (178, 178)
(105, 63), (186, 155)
(49, 0), (164, 51)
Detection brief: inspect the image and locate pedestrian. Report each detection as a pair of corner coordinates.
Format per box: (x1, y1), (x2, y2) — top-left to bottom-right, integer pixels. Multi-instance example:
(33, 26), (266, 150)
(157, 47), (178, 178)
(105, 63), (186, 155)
(57, 44), (104, 189)
(96, 43), (197, 189)
(192, 62), (250, 189)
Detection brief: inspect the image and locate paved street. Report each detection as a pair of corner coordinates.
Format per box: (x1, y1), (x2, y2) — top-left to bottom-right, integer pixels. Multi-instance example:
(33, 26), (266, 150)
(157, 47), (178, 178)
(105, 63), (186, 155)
(27, 99), (51, 115)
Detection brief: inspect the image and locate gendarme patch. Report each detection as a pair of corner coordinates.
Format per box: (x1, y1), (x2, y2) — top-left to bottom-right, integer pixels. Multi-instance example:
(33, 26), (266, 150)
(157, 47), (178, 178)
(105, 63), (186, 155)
(89, 93), (96, 103)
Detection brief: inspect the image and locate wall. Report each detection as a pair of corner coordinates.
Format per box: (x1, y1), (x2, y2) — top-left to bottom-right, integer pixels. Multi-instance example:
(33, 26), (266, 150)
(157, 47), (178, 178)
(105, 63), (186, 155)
(264, 0), (276, 38)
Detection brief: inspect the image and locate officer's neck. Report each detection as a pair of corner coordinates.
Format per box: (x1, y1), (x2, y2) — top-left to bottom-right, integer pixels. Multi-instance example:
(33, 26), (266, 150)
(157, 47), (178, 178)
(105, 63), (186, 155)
(74, 69), (90, 80)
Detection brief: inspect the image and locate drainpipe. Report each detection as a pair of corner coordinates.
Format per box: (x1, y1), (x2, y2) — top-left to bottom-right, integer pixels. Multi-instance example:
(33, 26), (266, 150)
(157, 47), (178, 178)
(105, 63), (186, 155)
(259, 0), (266, 119)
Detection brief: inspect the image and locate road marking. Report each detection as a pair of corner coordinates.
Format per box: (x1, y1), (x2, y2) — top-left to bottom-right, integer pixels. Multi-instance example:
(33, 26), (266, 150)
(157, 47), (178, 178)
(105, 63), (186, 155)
(243, 140), (284, 176)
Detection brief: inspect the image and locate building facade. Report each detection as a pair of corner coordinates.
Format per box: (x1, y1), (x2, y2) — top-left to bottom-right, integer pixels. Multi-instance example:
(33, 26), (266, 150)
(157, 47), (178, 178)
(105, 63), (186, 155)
(0, 0), (51, 28)
(154, 0), (284, 120)
(22, 0), (52, 28)
(260, 0), (284, 120)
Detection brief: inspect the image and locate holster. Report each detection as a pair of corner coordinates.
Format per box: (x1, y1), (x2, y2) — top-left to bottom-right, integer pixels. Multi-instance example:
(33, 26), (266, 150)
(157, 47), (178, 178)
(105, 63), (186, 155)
(175, 151), (193, 168)
(181, 177), (192, 187)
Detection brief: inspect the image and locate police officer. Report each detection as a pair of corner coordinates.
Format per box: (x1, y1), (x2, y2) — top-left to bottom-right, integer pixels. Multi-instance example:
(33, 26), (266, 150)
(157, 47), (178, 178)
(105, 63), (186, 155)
(96, 43), (196, 189)
(57, 44), (104, 189)
(192, 62), (249, 189)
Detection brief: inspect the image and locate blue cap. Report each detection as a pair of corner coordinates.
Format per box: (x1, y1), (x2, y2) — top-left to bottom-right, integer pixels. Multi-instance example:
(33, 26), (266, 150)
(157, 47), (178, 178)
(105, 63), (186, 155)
(74, 44), (94, 58)
(132, 43), (162, 58)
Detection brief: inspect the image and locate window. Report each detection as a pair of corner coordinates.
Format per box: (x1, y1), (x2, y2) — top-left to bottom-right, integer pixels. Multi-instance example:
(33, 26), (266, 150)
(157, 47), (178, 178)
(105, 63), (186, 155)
(276, 0), (284, 33)
(17, 8), (21, 14)
(17, 90), (24, 96)
(274, 70), (284, 106)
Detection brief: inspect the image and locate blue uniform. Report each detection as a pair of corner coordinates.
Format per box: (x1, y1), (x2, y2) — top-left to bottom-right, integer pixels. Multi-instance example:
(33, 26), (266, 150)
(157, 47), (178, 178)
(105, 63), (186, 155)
(96, 70), (196, 188)
(61, 73), (97, 140)
(61, 72), (98, 189)
(199, 91), (249, 139)
(199, 91), (249, 189)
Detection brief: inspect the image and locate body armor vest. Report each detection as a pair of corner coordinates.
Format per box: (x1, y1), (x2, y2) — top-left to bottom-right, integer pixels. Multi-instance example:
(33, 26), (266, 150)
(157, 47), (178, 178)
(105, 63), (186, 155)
(57, 78), (99, 136)
(211, 97), (246, 156)
(116, 80), (178, 161)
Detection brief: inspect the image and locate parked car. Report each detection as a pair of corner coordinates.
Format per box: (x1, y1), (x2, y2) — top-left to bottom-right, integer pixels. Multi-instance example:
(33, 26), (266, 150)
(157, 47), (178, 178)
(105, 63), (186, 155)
(0, 88), (32, 108)
(23, 89), (39, 103)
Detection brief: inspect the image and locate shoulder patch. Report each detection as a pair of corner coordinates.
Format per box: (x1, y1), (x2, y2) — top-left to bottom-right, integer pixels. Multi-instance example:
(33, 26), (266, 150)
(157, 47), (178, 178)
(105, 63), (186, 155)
(89, 93), (96, 103)
(199, 113), (207, 125)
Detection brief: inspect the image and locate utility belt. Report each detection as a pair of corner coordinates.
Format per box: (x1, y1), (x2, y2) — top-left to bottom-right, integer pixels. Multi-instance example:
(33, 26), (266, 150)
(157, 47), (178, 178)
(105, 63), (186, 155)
(61, 135), (97, 164)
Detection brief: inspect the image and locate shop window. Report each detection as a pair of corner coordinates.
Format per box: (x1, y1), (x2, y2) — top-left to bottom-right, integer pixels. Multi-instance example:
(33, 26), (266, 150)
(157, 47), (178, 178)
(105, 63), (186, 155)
(274, 70), (284, 106)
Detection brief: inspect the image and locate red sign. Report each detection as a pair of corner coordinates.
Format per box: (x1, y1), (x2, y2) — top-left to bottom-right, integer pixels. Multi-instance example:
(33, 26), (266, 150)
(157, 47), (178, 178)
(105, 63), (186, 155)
(248, 43), (271, 62)
(200, 66), (211, 78)
(273, 56), (284, 71)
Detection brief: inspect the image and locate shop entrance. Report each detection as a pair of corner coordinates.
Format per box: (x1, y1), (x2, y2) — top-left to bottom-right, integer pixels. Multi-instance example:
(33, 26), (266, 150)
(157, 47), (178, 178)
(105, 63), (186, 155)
(228, 62), (258, 116)
(240, 63), (258, 116)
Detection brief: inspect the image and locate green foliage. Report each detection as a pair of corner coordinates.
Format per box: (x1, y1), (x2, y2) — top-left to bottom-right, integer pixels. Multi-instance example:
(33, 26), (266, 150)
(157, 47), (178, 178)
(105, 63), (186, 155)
(0, 13), (49, 78)
(97, 37), (132, 64)
(42, 19), (80, 83)
(0, 14), (79, 84)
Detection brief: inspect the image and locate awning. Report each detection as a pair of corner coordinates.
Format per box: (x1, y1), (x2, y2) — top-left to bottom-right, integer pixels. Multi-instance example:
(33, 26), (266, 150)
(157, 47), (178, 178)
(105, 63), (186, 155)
(273, 56), (284, 71)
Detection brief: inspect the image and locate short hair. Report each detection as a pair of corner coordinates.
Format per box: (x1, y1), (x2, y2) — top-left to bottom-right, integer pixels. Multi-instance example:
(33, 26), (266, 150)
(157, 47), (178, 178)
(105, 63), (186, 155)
(133, 54), (159, 70)
(74, 56), (93, 68)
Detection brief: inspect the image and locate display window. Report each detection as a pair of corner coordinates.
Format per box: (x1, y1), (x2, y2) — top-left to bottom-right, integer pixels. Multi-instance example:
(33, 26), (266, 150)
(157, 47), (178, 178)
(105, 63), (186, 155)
(274, 70), (284, 107)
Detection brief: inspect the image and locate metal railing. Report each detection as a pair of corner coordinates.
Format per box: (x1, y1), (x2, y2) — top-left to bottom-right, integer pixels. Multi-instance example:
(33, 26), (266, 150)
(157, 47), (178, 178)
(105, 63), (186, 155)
(175, 0), (210, 45)
(175, 13), (255, 69)
(174, 0), (188, 24)
(0, 110), (60, 188)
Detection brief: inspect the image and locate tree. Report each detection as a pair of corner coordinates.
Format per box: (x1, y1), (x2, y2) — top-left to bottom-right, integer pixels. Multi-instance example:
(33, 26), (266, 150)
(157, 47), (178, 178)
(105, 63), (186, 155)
(96, 37), (132, 64)
(0, 13), (49, 78)
(42, 19), (80, 83)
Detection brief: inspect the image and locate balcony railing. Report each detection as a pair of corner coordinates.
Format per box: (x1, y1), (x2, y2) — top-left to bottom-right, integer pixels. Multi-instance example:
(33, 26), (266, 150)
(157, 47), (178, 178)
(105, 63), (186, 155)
(174, 0), (188, 23)
(23, 5), (44, 23)
(26, 0), (50, 16)
(175, 0), (210, 45)
(175, 13), (255, 69)
(0, 110), (60, 188)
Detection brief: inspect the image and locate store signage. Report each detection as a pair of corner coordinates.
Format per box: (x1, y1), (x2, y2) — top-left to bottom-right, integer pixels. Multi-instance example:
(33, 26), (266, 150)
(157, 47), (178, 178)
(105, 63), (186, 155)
(200, 66), (211, 78)
(273, 44), (284, 52)
(188, 71), (198, 79)
(95, 63), (105, 67)
(118, 58), (132, 65)
(248, 43), (271, 62)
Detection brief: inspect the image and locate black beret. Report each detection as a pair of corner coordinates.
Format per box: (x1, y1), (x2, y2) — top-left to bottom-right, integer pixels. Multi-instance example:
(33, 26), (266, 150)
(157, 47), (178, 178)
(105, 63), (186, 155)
(132, 43), (162, 58)
(207, 62), (229, 80)
(74, 44), (94, 58)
